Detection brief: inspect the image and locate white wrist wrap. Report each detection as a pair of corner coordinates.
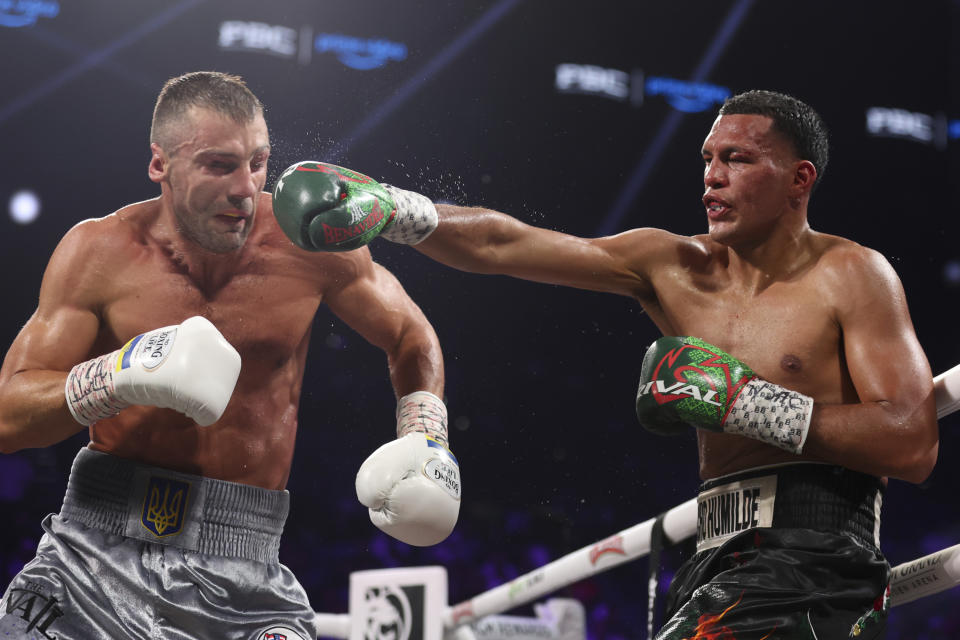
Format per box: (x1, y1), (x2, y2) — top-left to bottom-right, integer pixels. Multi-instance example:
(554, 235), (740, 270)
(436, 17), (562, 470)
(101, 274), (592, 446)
(65, 351), (127, 426)
(725, 378), (813, 454)
(381, 185), (438, 245)
(397, 391), (449, 448)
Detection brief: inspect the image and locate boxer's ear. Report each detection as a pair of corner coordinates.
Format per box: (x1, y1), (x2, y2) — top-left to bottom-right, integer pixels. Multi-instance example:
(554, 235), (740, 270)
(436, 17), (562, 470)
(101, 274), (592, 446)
(791, 159), (817, 196)
(148, 143), (168, 183)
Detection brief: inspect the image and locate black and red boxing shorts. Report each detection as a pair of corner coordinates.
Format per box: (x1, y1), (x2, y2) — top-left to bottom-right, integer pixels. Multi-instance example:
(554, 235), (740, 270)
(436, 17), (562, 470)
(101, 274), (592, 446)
(657, 463), (890, 640)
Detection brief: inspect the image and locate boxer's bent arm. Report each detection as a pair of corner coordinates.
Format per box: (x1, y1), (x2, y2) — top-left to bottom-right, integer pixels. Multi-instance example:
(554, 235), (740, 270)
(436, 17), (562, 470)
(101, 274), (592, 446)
(326, 252), (456, 546)
(0, 222), (106, 452)
(416, 205), (666, 299)
(802, 247), (938, 484)
(0, 307), (100, 452)
(322, 252), (444, 399)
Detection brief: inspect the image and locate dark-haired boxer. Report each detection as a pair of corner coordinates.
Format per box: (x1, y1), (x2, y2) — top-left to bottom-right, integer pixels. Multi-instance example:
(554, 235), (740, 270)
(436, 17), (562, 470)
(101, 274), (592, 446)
(0, 71), (459, 640)
(281, 90), (937, 638)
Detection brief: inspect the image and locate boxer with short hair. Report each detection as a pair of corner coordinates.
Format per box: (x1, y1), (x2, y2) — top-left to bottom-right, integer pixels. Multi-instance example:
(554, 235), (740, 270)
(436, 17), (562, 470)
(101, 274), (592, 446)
(0, 71), (459, 640)
(279, 90), (937, 637)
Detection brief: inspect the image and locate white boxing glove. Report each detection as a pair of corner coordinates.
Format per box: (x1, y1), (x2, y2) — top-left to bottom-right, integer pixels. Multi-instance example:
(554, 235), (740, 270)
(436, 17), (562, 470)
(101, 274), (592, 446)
(356, 391), (461, 546)
(65, 316), (241, 427)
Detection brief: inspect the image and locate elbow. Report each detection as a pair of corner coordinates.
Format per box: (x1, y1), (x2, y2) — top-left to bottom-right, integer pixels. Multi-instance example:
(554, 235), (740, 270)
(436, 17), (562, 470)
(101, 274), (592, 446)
(0, 411), (28, 454)
(0, 412), (14, 453)
(0, 387), (28, 454)
(892, 429), (939, 485)
(0, 425), (25, 455)
(883, 398), (939, 484)
(901, 440), (939, 485)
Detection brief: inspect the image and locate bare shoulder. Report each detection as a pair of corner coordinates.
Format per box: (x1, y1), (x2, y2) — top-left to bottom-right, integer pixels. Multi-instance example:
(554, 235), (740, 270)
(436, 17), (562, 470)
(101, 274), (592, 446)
(600, 226), (712, 269)
(811, 232), (904, 307)
(54, 202), (151, 265)
(815, 232), (899, 285)
(59, 199), (159, 255)
(40, 200), (159, 306)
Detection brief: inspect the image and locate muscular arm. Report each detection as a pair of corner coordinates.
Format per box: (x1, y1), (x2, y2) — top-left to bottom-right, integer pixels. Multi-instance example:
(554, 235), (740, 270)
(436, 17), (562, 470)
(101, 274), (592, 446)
(415, 204), (663, 299)
(803, 248), (938, 484)
(0, 223), (102, 452)
(322, 251), (444, 400)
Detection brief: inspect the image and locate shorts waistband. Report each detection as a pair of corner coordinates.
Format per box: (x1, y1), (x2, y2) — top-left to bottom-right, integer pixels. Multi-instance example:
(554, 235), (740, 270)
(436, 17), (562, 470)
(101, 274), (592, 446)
(696, 463), (883, 553)
(59, 448), (289, 563)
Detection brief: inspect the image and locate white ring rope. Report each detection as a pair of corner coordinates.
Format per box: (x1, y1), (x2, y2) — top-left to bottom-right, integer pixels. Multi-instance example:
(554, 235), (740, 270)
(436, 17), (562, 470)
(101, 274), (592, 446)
(444, 498), (697, 628)
(314, 364), (960, 637)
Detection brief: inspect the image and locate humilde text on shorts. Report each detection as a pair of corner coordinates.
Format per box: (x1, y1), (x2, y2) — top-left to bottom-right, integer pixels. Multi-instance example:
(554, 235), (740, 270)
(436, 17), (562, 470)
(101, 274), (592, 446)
(696, 474), (777, 552)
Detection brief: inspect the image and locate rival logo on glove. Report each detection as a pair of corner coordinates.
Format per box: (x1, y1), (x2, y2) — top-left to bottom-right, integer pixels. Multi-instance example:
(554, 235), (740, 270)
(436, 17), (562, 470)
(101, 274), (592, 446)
(636, 379), (722, 406)
(639, 340), (754, 418)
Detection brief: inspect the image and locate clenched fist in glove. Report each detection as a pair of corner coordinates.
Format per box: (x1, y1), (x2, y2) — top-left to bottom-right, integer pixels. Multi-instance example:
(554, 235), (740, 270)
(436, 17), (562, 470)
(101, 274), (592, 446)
(356, 391), (460, 546)
(272, 161), (438, 252)
(65, 315), (241, 427)
(635, 336), (812, 453)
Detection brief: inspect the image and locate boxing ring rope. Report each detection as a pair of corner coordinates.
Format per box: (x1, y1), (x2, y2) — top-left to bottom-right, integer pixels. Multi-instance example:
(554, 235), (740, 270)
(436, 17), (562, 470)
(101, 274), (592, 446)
(314, 363), (960, 638)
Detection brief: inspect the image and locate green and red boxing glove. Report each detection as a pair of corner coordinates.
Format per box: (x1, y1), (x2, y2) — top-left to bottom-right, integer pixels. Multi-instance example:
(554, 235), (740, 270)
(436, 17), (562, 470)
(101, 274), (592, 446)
(635, 336), (813, 453)
(271, 161), (438, 252)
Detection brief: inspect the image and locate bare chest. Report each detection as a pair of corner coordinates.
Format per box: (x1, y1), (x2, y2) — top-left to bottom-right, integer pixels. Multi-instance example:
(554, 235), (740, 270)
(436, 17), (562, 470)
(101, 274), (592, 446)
(649, 270), (843, 393)
(97, 257), (321, 365)
(646, 264), (856, 478)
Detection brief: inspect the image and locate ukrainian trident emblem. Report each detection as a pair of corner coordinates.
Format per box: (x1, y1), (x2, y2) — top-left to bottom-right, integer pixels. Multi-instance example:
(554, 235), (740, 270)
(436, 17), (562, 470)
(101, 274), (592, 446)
(141, 477), (190, 537)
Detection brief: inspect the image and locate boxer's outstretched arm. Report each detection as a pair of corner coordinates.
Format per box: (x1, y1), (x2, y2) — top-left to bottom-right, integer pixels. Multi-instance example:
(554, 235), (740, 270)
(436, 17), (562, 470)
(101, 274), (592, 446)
(801, 246), (938, 484)
(415, 204), (668, 300)
(268, 162), (667, 299)
(0, 223), (101, 452)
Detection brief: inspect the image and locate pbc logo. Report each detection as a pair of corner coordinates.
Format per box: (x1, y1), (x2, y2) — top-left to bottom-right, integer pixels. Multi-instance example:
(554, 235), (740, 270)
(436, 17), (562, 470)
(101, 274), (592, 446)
(141, 476), (190, 537)
(589, 534), (626, 565)
(4, 586), (65, 638)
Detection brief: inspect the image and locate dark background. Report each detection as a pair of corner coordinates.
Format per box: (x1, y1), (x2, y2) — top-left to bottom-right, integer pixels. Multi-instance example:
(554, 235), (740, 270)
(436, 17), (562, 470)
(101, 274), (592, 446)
(1, 1), (959, 637)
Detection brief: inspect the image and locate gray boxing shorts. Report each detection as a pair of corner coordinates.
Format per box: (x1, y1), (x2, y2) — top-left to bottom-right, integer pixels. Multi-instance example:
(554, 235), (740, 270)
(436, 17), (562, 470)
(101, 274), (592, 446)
(0, 447), (320, 640)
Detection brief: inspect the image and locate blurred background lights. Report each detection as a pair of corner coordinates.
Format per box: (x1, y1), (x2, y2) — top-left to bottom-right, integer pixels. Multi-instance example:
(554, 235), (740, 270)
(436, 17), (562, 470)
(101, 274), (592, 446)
(9, 189), (40, 224)
(944, 259), (960, 287)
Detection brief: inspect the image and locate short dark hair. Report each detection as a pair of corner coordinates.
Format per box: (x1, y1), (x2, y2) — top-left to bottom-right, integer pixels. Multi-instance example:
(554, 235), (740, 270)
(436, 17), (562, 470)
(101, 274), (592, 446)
(719, 89), (829, 189)
(150, 71), (264, 150)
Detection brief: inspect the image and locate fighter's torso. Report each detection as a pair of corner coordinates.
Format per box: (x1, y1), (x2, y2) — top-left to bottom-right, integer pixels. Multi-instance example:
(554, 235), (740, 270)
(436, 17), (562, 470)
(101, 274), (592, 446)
(83, 196), (335, 489)
(637, 232), (860, 480)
